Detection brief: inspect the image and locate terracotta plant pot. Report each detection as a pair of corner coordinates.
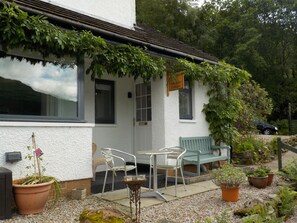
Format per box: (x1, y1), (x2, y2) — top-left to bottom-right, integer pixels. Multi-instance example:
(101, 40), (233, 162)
(220, 185), (240, 202)
(267, 173), (274, 186)
(13, 180), (53, 215)
(249, 176), (268, 189)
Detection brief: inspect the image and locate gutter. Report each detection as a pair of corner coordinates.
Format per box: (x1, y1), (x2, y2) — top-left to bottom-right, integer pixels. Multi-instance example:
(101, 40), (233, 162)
(14, 3), (218, 65)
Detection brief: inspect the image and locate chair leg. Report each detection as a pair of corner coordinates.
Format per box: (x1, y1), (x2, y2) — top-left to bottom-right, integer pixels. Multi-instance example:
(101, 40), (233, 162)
(112, 170), (115, 191)
(174, 169), (178, 196)
(102, 169), (108, 194)
(165, 170), (168, 188)
(180, 168), (187, 191)
(149, 166), (152, 190)
(124, 170), (129, 197)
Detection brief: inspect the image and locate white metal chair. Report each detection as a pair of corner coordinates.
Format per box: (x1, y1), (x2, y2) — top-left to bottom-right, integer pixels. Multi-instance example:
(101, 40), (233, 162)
(149, 146), (187, 196)
(92, 143), (106, 181)
(101, 148), (138, 194)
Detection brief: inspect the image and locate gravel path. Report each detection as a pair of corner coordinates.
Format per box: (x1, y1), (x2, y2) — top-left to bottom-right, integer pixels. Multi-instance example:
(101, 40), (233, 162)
(3, 175), (297, 223)
(3, 150), (297, 223)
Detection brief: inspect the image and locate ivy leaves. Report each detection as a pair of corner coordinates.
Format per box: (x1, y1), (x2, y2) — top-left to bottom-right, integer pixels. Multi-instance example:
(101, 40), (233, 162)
(0, 2), (262, 145)
(88, 44), (166, 81)
(173, 60), (251, 145)
(0, 2), (165, 80)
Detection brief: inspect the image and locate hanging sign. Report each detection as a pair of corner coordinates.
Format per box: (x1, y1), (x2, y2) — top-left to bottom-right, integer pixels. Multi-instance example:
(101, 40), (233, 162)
(167, 71), (185, 96)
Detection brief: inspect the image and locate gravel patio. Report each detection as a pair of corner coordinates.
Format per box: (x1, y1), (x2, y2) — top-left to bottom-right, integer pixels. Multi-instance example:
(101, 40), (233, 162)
(3, 151), (297, 223)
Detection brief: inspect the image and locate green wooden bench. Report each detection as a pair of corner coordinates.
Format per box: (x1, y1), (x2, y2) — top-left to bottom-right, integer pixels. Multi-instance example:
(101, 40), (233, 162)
(179, 136), (231, 176)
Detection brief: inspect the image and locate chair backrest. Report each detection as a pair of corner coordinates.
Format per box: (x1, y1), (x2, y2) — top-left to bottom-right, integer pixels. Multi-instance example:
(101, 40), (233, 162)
(162, 146), (186, 167)
(101, 148), (115, 168)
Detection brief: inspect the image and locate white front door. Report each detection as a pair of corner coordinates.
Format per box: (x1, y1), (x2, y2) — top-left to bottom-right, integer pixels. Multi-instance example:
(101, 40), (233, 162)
(134, 82), (152, 163)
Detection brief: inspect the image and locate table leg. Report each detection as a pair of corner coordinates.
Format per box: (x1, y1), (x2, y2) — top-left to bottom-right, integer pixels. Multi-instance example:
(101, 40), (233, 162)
(153, 155), (157, 191)
(141, 154), (168, 201)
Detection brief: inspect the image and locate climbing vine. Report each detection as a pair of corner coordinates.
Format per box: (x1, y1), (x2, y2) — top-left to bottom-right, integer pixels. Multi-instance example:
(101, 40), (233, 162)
(0, 2), (165, 81)
(174, 59), (251, 145)
(0, 2), (256, 145)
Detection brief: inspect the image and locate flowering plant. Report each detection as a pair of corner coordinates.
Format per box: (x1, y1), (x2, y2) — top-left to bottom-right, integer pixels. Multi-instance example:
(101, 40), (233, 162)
(243, 166), (271, 178)
(243, 166), (255, 177)
(212, 164), (246, 188)
(16, 132), (61, 199)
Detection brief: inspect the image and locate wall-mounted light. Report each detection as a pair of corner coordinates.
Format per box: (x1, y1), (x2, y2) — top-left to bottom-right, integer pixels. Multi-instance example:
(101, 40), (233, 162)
(128, 92), (132, 98)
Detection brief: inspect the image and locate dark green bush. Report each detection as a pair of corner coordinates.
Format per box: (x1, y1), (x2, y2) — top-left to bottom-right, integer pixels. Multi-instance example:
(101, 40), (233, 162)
(278, 158), (297, 183)
(232, 135), (275, 164)
(275, 186), (297, 218)
(271, 119), (288, 135)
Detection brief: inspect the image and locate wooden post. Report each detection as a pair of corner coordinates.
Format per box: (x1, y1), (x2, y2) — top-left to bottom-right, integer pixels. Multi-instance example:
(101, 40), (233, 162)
(288, 103), (292, 135)
(277, 137), (282, 171)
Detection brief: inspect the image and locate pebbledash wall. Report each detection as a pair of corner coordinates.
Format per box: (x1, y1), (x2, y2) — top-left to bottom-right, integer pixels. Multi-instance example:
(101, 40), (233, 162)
(40, 0), (136, 29)
(0, 123), (93, 196)
(152, 77), (210, 149)
(0, 0), (137, 197)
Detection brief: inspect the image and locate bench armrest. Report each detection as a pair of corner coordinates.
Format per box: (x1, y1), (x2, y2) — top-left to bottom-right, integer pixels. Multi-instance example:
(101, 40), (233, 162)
(211, 145), (231, 150)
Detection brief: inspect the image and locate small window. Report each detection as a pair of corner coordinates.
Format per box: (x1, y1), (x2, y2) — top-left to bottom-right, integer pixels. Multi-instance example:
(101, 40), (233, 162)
(179, 79), (193, 119)
(95, 79), (115, 124)
(135, 83), (151, 122)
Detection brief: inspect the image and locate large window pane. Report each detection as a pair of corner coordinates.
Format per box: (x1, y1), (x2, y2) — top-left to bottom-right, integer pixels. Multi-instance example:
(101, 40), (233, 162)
(0, 55), (79, 120)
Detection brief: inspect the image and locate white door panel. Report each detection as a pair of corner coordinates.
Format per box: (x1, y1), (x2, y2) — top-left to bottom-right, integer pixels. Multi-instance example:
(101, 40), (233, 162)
(134, 82), (152, 164)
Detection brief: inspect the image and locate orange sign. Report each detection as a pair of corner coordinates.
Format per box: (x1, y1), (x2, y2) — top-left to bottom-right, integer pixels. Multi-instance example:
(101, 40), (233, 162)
(167, 71), (184, 96)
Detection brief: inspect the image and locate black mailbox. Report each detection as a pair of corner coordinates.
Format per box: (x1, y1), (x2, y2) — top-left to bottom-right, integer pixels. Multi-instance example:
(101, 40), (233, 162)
(5, 152), (22, 163)
(0, 167), (12, 219)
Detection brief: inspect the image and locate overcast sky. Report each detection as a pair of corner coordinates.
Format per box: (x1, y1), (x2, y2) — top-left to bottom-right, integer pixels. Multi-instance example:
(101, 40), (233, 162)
(0, 57), (78, 102)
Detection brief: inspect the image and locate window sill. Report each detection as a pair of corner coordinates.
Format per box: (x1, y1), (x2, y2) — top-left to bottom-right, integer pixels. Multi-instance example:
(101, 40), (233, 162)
(0, 121), (94, 128)
(95, 124), (117, 127)
(179, 119), (197, 123)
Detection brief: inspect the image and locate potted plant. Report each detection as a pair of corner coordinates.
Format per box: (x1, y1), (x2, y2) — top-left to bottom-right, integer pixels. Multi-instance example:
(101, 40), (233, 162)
(12, 133), (61, 215)
(248, 166), (269, 189)
(261, 166), (274, 186)
(212, 164), (246, 202)
(243, 166), (255, 185)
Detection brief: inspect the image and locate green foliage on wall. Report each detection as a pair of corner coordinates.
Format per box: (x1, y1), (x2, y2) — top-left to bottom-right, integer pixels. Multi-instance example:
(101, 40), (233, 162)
(0, 2), (268, 145)
(174, 59), (250, 144)
(0, 2), (165, 82)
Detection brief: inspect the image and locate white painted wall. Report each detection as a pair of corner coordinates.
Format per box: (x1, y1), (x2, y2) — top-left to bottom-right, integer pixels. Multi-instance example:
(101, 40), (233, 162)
(136, 76), (210, 164)
(151, 77), (166, 149)
(84, 69), (134, 157)
(163, 81), (210, 146)
(41, 0), (136, 29)
(0, 123), (93, 181)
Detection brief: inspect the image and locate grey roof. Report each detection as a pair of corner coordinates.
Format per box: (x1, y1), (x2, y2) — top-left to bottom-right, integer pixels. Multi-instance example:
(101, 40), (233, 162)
(11, 0), (218, 64)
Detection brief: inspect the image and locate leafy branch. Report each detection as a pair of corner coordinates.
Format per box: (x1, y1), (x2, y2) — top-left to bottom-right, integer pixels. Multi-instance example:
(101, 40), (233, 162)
(0, 2), (165, 80)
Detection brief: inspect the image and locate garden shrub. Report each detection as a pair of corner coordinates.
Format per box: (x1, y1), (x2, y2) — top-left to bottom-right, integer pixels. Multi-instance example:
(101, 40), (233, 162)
(271, 119), (288, 135)
(232, 135), (275, 164)
(275, 186), (297, 218)
(79, 208), (132, 223)
(278, 158), (297, 183)
(283, 135), (297, 147)
(267, 138), (278, 155)
(237, 186), (297, 222)
(196, 210), (232, 223)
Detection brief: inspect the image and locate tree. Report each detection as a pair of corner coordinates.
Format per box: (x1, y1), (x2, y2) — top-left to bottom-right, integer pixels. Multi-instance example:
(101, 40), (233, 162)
(136, 0), (297, 121)
(235, 80), (273, 134)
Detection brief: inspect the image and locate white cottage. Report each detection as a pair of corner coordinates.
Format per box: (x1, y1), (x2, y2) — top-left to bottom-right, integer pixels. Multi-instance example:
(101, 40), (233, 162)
(0, 0), (217, 196)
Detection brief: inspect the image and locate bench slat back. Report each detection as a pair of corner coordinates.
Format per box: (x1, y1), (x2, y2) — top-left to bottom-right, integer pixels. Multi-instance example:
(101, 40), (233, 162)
(180, 136), (213, 155)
